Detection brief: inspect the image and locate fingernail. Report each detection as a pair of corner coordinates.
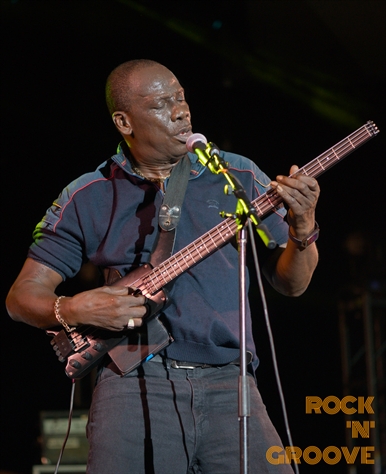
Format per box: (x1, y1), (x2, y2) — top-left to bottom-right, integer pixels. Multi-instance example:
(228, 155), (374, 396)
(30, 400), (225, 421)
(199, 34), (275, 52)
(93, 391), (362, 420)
(277, 185), (283, 192)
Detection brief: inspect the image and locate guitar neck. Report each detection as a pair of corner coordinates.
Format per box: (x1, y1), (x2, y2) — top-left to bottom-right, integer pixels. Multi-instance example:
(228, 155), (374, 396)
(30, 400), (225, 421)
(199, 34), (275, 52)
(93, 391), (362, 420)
(137, 121), (379, 297)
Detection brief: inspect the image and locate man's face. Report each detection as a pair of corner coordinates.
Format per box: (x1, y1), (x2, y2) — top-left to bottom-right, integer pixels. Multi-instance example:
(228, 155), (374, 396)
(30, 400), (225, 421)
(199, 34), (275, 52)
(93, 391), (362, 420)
(123, 64), (192, 164)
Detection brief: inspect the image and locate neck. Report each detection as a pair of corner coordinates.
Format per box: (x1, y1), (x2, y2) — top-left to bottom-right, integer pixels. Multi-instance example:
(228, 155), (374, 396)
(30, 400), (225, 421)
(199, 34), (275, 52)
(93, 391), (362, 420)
(128, 156), (173, 183)
(121, 141), (182, 182)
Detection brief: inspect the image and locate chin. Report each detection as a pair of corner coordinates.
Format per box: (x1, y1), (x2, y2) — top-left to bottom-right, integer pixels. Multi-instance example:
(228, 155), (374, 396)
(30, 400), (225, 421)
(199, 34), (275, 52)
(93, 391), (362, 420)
(171, 144), (188, 158)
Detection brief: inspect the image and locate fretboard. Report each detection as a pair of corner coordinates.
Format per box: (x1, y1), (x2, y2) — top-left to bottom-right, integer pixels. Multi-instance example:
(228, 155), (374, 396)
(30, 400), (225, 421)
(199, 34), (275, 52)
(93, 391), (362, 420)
(136, 121), (379, 296)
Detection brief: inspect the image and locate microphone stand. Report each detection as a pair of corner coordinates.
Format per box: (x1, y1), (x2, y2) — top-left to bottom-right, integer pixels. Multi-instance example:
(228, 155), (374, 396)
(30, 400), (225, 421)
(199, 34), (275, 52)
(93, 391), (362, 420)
(191, 141), (276, 473)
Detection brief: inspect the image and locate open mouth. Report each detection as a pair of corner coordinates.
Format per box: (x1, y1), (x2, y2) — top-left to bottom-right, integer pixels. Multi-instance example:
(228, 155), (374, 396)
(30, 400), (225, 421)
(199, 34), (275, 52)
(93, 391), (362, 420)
(175, 129), (193, 143)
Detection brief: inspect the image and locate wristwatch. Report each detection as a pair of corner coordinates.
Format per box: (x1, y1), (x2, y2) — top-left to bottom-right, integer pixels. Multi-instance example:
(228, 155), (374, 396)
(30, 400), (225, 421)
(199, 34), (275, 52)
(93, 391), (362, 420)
(288, 222), (320, 248)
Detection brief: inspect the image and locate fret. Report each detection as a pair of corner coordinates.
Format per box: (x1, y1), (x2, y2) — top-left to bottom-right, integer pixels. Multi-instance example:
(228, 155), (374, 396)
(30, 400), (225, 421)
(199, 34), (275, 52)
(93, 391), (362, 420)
(206, 231), (220, 248)
(192, 234), (208, 258)
(181, 250), (197, 270)
(256, 190), (281, 215)
(173, 242), (203, 272)
(219, 221), (234, 241)
(347, 137), (355, 149)
(315, 158), (325, 171)
(331, 148), (339, 161)
(210, 228), (224, 246)
(176, 246), (191, 265)
(160, 269), (170, 286)
(211, 233), (225, 249)
(162, 263), (181, 283)
(168, 256), (182, 278)
(262, 191), (278, 214)
(252, 199), (264, 217)
(150, 263), (171, 286)
(192, 239), (206, 259)
(143, 275), (162, 294)
(207, 231), (220, 250)
(171, 247), (192, 271)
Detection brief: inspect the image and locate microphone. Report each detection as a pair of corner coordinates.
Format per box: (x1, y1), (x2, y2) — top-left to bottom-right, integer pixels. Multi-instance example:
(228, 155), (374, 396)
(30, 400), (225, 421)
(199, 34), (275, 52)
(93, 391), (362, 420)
(186, 133), (208, 153)
(186, 133), (222, 170)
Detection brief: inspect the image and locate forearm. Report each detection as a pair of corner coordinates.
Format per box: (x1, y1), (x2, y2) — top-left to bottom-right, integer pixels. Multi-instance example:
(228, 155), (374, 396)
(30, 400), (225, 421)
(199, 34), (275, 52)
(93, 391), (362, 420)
(264, 240), (319, 296)
(6, 270), (61, 329)
(264, 164), (320, 295)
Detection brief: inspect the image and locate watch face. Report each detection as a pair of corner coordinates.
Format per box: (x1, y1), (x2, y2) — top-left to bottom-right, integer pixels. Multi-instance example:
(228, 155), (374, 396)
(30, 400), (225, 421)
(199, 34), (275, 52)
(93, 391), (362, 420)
(302, 226), (320, 248)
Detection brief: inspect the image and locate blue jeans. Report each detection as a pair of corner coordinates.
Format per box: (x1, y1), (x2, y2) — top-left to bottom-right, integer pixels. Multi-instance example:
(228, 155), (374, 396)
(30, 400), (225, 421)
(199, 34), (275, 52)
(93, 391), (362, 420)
(87, 358), (293, 473)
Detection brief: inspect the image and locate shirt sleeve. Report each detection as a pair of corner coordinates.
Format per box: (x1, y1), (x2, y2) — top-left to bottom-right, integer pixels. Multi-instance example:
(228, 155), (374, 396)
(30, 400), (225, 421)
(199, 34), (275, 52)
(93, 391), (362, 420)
(27, 176), (92, 280)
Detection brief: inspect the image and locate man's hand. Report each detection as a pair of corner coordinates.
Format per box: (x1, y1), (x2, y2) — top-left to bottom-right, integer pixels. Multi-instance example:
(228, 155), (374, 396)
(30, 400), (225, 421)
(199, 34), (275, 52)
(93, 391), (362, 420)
(60, 286), (147, 331)
(6, 259), (147, 330)
(270, 165), (320, 240)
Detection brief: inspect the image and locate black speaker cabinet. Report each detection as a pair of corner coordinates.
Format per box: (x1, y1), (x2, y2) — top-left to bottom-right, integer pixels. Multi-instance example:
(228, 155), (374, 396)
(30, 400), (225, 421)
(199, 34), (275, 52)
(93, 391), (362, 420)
(39, 410), (89, 465)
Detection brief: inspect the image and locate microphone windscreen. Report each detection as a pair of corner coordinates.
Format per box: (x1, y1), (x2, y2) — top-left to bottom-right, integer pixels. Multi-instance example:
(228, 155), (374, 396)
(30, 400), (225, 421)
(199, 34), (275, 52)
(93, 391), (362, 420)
(186, 133), (207, 152)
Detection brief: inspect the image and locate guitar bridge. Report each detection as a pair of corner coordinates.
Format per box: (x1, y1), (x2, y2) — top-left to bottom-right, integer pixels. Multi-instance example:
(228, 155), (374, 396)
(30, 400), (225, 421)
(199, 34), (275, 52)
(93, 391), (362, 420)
(70, 331), (91, 352)
(50, 329), (90, 362)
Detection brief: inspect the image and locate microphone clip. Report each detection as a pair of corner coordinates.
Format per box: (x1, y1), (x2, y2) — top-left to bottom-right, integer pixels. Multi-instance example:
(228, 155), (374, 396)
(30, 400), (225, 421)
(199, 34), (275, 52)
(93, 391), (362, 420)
(186, 133), (276, 248)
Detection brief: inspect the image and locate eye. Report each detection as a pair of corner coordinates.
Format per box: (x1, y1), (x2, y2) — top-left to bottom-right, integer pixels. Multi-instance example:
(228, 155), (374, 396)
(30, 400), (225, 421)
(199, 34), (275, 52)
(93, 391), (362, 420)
(152, 101), (165, 109)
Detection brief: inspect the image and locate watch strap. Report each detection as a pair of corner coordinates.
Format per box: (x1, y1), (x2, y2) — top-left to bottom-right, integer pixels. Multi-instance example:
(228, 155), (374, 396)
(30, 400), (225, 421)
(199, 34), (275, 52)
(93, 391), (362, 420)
(288, 222), (319, 248)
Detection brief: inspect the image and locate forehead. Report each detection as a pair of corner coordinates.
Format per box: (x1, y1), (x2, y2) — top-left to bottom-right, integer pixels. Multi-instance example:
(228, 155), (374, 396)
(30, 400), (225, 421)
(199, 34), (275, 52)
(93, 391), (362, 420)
(129, 65), (182, 99)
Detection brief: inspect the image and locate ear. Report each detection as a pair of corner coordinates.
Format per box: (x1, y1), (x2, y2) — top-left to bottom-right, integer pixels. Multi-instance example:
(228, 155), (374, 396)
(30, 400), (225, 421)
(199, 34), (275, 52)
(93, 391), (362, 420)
(112, 111), (133, 135)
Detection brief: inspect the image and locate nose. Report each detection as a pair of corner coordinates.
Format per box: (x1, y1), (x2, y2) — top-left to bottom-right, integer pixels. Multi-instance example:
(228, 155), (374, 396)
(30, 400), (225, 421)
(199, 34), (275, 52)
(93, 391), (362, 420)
(171, 100), (190, 122)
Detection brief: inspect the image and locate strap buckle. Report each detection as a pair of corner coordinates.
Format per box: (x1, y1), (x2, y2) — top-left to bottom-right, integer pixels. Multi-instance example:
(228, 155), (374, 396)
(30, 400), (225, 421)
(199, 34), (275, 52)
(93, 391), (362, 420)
(170, 360), (199, 369)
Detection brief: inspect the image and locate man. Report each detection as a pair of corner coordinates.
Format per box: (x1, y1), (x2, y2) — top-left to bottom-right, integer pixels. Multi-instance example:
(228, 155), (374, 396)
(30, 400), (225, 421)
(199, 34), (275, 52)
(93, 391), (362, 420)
(6, 59), (319, 473)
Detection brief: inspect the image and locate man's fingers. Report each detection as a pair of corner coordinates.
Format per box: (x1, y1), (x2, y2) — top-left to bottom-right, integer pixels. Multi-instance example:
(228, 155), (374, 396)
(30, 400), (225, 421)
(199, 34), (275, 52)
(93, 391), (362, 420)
(102, 285), (147, 305)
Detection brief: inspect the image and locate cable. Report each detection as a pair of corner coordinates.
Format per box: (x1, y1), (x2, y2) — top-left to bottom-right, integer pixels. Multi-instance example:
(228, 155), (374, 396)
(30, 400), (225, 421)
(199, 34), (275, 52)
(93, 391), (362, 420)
(53, 378), (77, 474)
(248, 220), (299, 474)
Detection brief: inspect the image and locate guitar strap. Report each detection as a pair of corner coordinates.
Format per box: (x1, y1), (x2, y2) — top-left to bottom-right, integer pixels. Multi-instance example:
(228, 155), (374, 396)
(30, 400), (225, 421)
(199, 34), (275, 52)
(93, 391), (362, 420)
(104, 154), (191, 284)
(150, 154), (191, 267)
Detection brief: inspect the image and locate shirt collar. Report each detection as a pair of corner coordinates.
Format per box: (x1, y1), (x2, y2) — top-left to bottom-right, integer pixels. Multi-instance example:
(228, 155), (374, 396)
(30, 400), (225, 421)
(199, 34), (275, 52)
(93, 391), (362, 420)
(111, 142), (205, 179)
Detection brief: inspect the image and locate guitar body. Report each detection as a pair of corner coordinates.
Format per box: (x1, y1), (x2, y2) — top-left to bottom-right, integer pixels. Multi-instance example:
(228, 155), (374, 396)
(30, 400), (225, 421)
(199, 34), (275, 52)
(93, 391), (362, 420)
(48, 121), (379, 379)
(49, 264), (173, 379)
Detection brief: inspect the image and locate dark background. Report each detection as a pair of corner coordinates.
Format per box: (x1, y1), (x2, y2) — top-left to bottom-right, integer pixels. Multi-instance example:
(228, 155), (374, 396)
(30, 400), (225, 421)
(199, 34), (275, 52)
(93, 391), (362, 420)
(1, 1), (385, 473)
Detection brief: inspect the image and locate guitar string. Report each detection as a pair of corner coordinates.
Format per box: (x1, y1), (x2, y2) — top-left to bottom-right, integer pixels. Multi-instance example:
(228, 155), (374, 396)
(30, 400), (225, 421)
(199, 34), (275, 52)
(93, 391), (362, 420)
(141, 123), (375, 293)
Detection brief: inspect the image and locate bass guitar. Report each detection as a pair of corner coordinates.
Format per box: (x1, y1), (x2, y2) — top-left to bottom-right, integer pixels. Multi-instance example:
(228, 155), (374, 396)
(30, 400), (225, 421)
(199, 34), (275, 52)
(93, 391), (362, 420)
(48, 120), (379, 379)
